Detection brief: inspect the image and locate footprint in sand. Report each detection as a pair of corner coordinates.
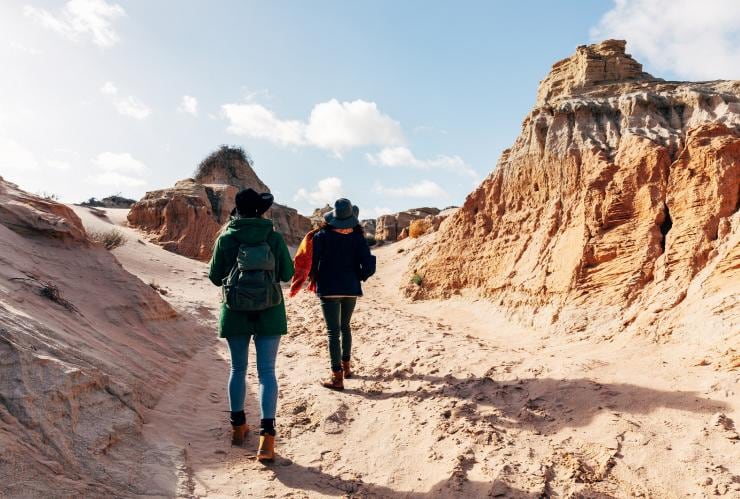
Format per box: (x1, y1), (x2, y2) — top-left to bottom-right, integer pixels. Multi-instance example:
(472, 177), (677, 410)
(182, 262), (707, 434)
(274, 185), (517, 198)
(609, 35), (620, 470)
(208, 392), (221, 403)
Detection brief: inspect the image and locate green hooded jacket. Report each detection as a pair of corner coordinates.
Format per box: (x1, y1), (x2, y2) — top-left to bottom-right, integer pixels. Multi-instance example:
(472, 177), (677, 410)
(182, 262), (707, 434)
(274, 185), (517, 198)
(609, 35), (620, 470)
(208, 218), (295, 337)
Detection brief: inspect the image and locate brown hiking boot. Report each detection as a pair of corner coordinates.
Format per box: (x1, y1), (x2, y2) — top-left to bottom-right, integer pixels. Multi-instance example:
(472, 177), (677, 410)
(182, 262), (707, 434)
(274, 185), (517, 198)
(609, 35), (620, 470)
(321, 369), (344, 390)
(257, 434), (275, 462)
(231, 424), (248, 446)
(342, 360), (352, 379)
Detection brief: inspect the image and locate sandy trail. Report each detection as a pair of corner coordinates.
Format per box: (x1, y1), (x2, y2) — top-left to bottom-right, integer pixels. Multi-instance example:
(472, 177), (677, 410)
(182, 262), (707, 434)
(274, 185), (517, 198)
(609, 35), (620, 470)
(74, 207), (740, 497)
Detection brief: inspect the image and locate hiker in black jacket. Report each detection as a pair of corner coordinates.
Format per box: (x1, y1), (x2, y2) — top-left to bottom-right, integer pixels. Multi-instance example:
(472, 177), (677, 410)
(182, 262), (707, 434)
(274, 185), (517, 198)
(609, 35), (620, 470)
(311, 198), (376, 390)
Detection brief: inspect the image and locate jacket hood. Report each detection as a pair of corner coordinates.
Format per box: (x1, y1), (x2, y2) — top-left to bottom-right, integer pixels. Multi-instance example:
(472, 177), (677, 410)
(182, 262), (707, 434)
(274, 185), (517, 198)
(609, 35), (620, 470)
(223, 217), (275, 244)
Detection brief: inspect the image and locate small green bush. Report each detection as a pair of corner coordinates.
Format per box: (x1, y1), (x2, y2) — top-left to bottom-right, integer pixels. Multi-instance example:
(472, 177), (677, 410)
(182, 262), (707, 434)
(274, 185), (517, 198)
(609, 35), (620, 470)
(411, 273), (423, 287)
(89, 228), (127, 250)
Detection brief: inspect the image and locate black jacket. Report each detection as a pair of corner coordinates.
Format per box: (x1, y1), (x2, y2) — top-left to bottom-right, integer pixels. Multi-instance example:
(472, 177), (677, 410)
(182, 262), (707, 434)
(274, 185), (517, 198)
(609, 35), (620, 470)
(311, 228), (376, 297)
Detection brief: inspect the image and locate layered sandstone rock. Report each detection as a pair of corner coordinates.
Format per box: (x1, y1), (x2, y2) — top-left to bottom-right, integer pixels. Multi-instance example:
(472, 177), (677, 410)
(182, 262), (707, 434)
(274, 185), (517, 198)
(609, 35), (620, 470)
(0, 176), (87, 242)
(0, 178), (207, 496)
(407, 40), (740, 337)
(127, 148), (311, 259)
(376, 207), (440, 242)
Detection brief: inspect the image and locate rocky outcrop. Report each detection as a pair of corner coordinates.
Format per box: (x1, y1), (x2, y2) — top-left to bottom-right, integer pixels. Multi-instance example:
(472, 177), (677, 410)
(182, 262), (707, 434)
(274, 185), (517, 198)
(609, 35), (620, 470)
(406, 40), (740, 338)
(376, 207), (440, 242)
(193, 145), (270, 192)
(0, 178), (208, 496)
(536, 39), (653, 106)
(361, 218), (377, 236)
(127, 148), (311, 259)
(127, 179), (223, 260)
(0, 177), (87, 242)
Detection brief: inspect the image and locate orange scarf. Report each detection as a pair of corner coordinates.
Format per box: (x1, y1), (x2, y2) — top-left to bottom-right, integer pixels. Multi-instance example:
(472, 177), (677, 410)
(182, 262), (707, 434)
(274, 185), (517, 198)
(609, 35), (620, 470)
(289, 228), (319, 297)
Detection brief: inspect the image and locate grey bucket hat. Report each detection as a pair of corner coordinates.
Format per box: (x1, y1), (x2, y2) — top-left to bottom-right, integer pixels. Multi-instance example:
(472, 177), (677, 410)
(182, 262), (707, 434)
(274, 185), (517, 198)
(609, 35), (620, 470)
(324, 198), (360, 229)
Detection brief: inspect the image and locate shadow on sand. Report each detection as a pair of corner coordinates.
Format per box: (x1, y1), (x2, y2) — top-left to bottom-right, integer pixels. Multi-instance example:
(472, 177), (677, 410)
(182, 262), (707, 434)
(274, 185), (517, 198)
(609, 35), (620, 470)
(202, 373), (727, 497)
(343, 373), (728, 434)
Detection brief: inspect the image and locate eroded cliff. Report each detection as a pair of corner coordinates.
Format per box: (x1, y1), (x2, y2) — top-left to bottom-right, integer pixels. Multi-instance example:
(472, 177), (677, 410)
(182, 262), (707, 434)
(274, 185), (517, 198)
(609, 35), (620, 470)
(406, 40), (740, 339)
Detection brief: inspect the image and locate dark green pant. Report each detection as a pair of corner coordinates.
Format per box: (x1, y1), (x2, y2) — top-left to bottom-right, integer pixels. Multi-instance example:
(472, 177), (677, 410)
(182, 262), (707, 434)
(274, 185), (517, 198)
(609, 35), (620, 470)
(320, 297), (357, 372)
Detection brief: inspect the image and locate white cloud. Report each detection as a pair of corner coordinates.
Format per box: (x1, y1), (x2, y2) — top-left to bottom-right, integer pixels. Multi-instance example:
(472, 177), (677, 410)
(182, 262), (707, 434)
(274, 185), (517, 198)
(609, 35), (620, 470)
(367, 146), (477, 180)
(304, 99), (404, 154)
(46, 159), (71, 171)
(88, 171), (146, 187)
(374, 180), (448, 199)
(115, 96), (151, 120)
(88, 152), (147, 187)
(100, 82), (151, 119)
(178, 95), (198, 116)
(222, 103), (306, 146)
(591, 0), (740, 80)
(294, 177), (344, 206)
(10, 41), (43, 55)
(24, 0), (126, 49)
(222, 98), (405, 155)
(100, 81), (118, 95)
(0, 137), (38, 171)
(93, 152), (146, 173)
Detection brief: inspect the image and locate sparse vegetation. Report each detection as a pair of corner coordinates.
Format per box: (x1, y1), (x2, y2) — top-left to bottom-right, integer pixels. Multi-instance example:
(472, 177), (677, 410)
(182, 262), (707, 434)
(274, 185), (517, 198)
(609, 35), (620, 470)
(89, 228), (127, 250)
(365, 234), (377, 247)
(411, 272), (423, 287)
(37, 191), (59, 201)
(149, 280), (168, 296)
(80, 194), (136, 208)
(10, 276), (78, 313)
(409, 220), (430, 239)
(194, 145), (253, 180)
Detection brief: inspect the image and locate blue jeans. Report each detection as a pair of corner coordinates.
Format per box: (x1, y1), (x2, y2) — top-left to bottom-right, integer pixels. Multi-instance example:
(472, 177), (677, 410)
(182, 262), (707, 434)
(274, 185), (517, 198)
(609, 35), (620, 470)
(226, 334), (281, 419)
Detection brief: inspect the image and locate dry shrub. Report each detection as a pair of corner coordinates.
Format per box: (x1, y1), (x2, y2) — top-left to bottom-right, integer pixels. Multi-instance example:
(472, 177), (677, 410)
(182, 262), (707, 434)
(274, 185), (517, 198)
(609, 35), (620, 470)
(194, 145), (252, 180)
(409, 219), (431, 239)
(10, 277), (79, 313)
(149, 280), (168, 296)
(89, 228), (127, 250)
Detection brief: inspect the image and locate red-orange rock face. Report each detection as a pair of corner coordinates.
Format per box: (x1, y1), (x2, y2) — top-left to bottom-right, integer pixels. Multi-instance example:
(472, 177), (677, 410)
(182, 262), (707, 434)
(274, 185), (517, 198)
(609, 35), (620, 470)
(128, 178), (311, 261)
(407, 40), (740, 336)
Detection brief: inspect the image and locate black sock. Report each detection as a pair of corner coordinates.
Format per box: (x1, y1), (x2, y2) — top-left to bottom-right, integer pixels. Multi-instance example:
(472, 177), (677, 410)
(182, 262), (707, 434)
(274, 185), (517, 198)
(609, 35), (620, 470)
(260, 418), (276, 436)
(230, 410), (246, 427)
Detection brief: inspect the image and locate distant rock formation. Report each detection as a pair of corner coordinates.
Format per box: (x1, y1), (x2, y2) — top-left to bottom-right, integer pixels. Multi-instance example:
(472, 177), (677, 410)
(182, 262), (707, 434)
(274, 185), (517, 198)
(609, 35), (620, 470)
(406, 40), (740, 338)
(361, 218), (377, 236)
(80, 194), (137, 209)
(127, 147), (311, 260)
(375, 207), (440, 242)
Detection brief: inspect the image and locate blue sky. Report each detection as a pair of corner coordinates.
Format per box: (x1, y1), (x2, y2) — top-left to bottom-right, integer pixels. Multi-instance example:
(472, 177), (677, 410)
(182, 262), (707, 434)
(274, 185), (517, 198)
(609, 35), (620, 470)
(1, 1), (738, 216)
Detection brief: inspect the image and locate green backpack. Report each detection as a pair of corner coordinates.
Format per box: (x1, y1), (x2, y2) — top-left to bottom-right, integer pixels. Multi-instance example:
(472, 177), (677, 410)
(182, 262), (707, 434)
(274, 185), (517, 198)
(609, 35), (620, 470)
(222, 234), (283, 312)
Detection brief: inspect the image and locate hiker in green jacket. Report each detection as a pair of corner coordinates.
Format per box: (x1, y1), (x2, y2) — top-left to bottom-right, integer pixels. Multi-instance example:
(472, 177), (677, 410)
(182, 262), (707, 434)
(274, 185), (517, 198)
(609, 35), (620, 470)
(208, 188), (294, 462)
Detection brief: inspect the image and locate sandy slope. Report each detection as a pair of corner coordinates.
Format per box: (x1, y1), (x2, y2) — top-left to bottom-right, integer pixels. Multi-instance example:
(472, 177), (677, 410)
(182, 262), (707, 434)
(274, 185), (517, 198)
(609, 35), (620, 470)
(71, 207), (740, 497)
